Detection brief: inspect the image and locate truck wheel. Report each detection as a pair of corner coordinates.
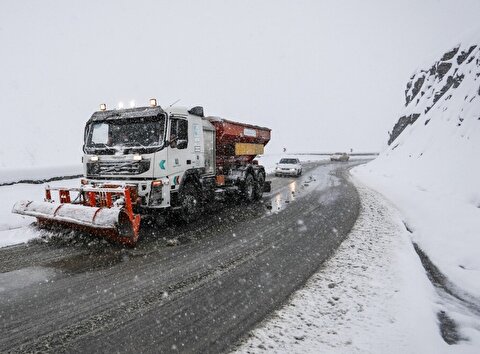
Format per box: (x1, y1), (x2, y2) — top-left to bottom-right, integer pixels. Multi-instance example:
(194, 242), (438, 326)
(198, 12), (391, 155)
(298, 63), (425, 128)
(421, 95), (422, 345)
(242, 174), (255, 202)
(254, 172), (265, 200)
(179, 183), (201, 223)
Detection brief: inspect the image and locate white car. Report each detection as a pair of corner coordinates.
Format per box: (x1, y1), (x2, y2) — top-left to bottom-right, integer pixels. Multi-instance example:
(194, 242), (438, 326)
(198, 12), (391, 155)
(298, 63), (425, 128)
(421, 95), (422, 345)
(275, 158), (302, 177)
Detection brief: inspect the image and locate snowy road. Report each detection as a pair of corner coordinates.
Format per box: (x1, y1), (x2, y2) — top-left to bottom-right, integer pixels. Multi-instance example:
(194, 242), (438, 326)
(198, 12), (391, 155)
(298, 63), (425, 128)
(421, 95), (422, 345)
(0, 161), (364, 353)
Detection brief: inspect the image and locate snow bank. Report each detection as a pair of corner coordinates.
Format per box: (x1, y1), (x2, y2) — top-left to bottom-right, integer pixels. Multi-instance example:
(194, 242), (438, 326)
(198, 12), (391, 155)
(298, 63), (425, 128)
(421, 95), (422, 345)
(354, 33), (480, 297)
(236, 182), (471, 353)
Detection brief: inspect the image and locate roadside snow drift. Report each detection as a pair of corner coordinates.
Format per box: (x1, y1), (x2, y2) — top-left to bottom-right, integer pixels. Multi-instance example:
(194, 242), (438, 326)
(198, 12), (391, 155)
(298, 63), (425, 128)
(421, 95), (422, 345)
(236, 183), (446, 353)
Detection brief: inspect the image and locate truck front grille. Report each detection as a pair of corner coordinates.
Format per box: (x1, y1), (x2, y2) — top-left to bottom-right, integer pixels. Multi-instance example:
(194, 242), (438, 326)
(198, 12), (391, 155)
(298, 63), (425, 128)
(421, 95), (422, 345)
(87, 159), (151, 176)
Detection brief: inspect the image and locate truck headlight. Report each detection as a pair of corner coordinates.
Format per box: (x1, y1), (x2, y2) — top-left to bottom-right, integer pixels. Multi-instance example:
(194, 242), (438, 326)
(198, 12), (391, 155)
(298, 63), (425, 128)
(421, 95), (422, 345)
(150, 180), (163, 206)
(90, 155), (99, 162)
(133, 155), (142, 161)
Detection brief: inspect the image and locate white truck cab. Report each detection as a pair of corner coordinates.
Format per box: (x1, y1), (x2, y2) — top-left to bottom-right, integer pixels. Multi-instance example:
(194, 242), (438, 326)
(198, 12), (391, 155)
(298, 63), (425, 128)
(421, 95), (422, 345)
(83, 105), (215, 210)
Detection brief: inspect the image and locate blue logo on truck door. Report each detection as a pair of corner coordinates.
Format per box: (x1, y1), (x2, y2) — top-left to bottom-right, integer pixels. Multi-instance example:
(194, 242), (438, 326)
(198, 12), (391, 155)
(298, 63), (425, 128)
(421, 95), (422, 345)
(159, 160), (166, 170)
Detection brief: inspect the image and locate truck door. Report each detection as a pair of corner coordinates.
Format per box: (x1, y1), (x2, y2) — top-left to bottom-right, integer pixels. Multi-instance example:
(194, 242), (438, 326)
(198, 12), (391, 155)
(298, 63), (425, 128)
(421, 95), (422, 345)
(167, 116), (191, 188)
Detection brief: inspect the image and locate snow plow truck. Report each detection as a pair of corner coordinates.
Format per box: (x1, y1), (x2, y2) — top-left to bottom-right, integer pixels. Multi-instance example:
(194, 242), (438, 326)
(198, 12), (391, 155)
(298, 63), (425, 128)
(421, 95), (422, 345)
(12, 100), (271, 246)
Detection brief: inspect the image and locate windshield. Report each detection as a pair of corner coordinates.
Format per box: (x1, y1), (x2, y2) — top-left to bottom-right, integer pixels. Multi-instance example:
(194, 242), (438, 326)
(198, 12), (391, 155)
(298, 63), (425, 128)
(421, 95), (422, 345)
(279, 158), (298, 164)
(86, 116), (165, 149)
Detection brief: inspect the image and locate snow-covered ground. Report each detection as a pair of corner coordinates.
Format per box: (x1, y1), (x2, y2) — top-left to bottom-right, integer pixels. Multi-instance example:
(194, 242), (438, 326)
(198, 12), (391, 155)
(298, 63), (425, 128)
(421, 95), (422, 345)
(353, 166), (480, 298)
(235, 181), (480, 353)
(0, 178), (81, 247)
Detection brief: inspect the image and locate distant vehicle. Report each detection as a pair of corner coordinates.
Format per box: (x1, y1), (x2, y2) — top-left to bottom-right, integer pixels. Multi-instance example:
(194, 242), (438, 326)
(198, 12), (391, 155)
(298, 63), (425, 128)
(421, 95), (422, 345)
(330, 153), (350, 162)
(275, 158), (302, 177)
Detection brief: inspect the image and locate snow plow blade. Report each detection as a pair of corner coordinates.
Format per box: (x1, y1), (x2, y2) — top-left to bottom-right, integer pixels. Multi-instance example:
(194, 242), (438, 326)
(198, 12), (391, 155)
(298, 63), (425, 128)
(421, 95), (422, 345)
(12, 185), (141, 246)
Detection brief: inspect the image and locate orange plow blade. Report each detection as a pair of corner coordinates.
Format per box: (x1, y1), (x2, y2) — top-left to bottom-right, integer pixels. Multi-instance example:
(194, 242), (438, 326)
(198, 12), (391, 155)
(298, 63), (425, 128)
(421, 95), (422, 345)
(12, 185), (141, 246)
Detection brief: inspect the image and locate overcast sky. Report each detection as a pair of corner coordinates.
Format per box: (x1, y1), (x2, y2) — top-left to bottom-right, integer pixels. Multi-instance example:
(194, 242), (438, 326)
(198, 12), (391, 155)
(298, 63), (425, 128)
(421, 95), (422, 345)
(1, 0), (480, 168)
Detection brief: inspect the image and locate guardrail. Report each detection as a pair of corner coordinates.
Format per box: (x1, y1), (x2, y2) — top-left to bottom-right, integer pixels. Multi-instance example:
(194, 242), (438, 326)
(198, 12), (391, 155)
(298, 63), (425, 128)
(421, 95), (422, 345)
(0, 174), (82, 187)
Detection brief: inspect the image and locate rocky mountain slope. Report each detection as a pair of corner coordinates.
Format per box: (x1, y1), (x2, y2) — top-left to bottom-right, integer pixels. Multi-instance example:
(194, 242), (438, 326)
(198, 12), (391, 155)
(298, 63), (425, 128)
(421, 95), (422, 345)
(368, 31), (480, 201)
(388, 38), (479, 146)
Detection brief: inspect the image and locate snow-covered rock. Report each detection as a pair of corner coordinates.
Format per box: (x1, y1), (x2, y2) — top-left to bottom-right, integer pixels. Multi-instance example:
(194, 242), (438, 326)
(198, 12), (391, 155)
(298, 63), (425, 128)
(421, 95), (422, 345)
(388, 37), (479, 149)
(381, 30), (480, 202)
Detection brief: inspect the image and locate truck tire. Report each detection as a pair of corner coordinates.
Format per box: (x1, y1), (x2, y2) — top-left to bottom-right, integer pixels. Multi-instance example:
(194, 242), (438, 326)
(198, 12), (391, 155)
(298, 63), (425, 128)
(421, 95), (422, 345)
(254, 172), (265, 200)
(242, 173), (255, 202)
(179, 183), (201, 223)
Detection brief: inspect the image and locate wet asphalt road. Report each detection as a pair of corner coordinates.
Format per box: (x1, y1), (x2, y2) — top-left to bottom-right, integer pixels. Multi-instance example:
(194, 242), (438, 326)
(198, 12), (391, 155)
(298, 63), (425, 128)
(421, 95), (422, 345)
(0, 161), (363, 353)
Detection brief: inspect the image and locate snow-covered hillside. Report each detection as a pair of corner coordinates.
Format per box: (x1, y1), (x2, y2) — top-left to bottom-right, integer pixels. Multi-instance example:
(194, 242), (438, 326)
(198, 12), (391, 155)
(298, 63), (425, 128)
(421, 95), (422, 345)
(378, 32), (480, 201)
(354, 30), (480, 344)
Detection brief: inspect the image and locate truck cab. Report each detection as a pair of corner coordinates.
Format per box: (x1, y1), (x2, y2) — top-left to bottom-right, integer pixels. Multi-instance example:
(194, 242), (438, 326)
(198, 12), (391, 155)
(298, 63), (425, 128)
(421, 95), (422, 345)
(83, 104), (215, 211)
